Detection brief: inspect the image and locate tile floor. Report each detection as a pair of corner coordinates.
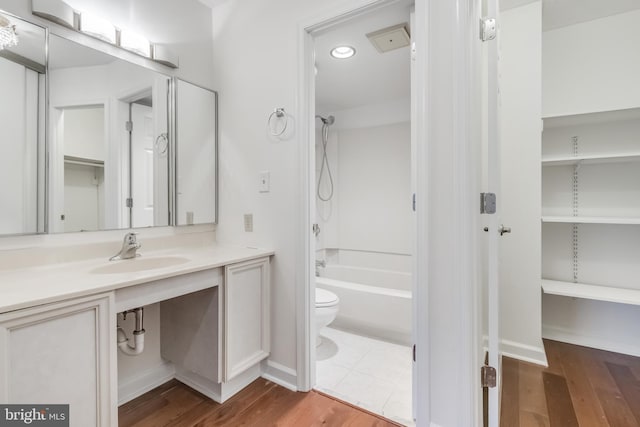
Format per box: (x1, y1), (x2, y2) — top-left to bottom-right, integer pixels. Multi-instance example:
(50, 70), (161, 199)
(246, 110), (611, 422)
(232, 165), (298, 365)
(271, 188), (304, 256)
(315, 327), (414, 426)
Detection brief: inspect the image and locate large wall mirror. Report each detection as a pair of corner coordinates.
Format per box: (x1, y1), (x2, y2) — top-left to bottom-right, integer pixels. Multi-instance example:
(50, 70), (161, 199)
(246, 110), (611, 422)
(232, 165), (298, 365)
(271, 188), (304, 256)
(0, 10), (218, 236)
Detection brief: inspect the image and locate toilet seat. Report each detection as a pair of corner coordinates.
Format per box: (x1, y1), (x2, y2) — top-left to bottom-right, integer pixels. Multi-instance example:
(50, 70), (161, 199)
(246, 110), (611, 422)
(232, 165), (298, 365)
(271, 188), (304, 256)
(316, 288), (338, 308)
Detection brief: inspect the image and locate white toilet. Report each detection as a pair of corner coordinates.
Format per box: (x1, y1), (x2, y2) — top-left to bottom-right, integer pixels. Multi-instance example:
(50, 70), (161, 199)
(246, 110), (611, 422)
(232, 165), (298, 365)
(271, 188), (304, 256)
(315, 288), (340, 346)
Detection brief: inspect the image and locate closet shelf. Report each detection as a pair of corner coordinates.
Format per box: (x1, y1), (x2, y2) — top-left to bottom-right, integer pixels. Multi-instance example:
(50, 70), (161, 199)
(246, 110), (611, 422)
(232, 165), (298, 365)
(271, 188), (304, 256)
(542, 279), (640, 306)
(542, 152), (640, 166)
(541, 216), (640, 225)
(542, 107), (640, 129)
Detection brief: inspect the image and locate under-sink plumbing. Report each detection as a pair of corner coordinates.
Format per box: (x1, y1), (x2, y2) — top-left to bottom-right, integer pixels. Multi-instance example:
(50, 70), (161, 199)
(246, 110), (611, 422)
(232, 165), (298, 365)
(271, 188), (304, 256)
(117, 307), (145, 356)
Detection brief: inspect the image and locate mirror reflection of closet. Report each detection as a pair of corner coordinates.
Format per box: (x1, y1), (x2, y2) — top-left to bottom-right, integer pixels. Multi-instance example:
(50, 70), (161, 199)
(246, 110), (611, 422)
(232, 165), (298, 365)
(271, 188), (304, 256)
(61, 106), (106, 232)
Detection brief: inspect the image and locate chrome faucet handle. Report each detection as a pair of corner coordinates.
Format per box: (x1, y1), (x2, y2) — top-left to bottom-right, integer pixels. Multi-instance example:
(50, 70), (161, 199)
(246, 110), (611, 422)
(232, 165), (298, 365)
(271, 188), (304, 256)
(110, 232), (141, 261)
(124, 232), (139, 245)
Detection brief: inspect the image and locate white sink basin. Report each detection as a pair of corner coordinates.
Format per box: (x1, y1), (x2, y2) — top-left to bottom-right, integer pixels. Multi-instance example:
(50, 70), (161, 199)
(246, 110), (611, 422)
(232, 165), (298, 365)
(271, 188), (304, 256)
(90, 256), (190, 274)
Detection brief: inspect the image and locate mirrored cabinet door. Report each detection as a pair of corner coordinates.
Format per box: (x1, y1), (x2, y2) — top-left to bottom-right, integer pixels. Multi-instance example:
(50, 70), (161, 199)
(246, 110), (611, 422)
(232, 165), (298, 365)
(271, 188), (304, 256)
(48, 35), (171, 232)
(174, 79), (218, 226)
(0, 12), (46, 236)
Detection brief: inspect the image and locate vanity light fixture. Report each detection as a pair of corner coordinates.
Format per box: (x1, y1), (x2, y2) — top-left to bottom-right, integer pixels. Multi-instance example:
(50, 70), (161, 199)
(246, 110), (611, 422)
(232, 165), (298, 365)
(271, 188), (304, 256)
(80, 13), (116, 44)
(120, 29), (151, 58)
(330, 45), (356, 59)
(31, 0), (179, 67)
(32, 0), (76, 30)
(0, 16), (17, 51)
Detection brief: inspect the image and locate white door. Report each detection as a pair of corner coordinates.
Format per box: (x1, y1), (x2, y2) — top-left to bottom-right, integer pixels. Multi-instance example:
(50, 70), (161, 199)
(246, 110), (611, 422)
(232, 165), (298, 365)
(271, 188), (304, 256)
(485, 0), (501, 425)
(130, 103), (154, 227)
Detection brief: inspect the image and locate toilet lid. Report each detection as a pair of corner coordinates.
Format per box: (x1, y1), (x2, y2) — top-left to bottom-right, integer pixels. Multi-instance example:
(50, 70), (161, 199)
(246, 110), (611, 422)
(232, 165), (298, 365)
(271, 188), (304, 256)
(316, 288), (339, 307)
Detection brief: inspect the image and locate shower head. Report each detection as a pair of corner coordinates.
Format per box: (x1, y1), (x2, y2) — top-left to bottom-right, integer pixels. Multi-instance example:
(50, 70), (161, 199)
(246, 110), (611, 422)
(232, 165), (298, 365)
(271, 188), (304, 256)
(316, 115), (335, 125)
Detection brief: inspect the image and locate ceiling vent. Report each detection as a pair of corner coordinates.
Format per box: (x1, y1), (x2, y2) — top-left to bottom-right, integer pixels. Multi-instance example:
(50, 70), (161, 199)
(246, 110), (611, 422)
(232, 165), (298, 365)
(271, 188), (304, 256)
(366, 23), (410, 53)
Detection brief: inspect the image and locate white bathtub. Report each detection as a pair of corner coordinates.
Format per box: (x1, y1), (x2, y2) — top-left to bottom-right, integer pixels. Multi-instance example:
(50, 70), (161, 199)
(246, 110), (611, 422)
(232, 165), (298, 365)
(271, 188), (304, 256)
(316, 264), (412, 345)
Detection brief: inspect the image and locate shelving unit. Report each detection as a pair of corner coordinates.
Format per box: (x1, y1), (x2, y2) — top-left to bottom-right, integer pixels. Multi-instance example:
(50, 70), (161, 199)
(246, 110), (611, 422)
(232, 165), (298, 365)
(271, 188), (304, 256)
(542, 280), (640, 306)
(541, 216), (640, 225)
(541, 107), (640, 304)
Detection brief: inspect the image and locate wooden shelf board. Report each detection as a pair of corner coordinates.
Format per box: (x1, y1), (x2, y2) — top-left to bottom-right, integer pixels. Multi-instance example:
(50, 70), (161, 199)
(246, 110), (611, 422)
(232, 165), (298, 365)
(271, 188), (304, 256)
(542, 279), (640, 306)
(542, 153), (640, 166)
(541, 216), (640, 225)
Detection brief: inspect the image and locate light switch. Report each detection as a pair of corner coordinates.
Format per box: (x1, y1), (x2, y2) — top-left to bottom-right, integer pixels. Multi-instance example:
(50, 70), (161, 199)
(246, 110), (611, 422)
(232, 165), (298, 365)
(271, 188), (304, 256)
(259, 171), (270, 193)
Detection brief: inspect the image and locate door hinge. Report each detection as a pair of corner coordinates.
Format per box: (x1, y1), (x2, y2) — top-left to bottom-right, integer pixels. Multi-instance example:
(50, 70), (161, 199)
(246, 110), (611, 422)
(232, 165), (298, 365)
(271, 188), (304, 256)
(481, 365), (497, 388)
(125, 121), (133, 132)
(480, 17), (497, 42)
(412, 193), (416, 212)
(480, 192), (496, 214)
(413, 344), (416, 362)
(126, 198), (133, 208)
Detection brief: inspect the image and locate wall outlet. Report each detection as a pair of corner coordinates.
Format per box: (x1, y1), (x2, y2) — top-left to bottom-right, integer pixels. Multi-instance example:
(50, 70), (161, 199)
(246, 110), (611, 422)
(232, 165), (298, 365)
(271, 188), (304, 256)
(259, 171), (270, 193)
(244, 214), (253, 232)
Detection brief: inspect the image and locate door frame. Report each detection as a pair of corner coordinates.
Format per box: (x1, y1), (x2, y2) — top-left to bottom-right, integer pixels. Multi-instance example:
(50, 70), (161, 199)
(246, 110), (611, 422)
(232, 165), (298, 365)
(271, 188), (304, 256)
(295, 0), (483, 425)
(295, 0), (430, 422)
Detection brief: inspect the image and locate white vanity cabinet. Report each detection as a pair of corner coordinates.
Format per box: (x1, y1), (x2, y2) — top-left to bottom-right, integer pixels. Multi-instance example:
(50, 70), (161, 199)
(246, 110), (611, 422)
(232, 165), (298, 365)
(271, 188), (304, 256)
(0, 293), (116, 427)
(160, 256), (271, 402)
(222, 257), (270, 382)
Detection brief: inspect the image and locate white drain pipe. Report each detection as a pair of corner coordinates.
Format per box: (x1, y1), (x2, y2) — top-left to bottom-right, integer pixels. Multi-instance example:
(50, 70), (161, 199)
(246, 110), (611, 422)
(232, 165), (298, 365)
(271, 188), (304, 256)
(117, 307), (145, 356)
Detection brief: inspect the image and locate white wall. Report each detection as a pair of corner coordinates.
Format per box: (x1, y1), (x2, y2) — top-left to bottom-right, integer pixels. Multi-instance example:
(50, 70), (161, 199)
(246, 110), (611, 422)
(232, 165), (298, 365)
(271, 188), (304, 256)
(542, 10), (640, 117)
(499, 2), (545, 364)
(211, 0), (415, 379)
(0, 58), (39, 235)
(316, 121), (412, 255)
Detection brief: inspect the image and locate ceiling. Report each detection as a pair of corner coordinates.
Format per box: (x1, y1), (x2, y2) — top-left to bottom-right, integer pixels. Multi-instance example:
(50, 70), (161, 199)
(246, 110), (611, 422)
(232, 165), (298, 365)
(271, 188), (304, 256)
(502, 0), (640, 31)
(314, 2), (412, 113)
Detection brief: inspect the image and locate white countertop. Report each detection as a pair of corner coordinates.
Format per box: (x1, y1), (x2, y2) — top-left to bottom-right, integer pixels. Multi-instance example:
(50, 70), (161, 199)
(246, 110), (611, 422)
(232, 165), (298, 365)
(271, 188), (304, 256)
(0, 244), (274, 314)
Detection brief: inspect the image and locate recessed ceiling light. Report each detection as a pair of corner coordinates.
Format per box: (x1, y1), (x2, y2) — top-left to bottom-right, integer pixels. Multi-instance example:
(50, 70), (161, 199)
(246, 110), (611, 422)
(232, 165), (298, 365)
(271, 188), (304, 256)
(330, 45), (356, 59)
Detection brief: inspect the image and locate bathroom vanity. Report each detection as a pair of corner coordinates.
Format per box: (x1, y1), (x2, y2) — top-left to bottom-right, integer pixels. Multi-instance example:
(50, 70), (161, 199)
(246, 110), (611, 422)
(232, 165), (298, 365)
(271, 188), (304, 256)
(0, 237), (273, 426)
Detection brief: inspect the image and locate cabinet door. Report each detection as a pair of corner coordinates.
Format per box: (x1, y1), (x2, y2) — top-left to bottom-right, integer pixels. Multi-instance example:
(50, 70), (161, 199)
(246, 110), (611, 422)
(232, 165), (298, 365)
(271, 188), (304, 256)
(223, 257), (270, 382)
(0, 293), (116, 426)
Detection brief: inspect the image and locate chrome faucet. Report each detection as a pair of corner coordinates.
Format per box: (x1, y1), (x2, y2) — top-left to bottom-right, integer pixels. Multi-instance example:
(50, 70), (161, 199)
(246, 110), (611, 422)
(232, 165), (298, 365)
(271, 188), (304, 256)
(110, 232), (141, 261)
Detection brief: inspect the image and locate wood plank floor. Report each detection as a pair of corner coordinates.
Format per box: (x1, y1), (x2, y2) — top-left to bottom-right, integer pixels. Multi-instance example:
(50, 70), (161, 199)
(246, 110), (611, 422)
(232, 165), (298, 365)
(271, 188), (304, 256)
(119, 378), (404, 426)
(501, 339), (640, 427)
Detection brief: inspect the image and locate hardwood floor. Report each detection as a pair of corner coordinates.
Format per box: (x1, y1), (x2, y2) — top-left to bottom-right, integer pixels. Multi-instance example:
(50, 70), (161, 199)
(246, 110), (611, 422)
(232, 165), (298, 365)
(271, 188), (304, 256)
(119, 378), (404, 426)
(501, 339), (640, 427)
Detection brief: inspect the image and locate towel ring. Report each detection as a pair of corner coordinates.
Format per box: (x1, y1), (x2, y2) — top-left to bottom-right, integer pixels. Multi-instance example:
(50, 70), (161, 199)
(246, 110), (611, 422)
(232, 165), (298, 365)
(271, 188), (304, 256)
(268, 108), (288, 137)
(155, 133), (169, 155)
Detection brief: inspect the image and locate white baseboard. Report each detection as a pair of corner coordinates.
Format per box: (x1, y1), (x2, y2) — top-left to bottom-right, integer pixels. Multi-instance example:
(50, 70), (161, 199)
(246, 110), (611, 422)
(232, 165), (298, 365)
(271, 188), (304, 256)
(118, 361), (175, 405)
(175, 364), (261, 403)
(261, 360), (298, 392)
(482, 336), (548, 366)
(543, 325), (640, 358)
(500, 339), (548, 366)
